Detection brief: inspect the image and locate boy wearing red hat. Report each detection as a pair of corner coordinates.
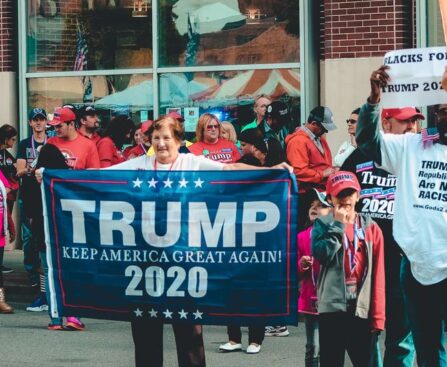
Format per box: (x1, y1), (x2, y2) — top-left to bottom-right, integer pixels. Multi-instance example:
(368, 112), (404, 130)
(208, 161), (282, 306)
(312, 171), (385, 367)
(48, 107), (100, 170)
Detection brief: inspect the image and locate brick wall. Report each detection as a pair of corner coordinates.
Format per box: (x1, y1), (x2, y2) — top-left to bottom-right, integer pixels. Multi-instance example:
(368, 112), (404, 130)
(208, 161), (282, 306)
(321, 0), (415, 59)
(0, 0), (15, 72)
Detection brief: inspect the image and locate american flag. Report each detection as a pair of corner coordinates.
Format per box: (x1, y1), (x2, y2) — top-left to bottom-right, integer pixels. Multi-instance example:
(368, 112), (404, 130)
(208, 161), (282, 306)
(74, 26), (88, 71)
(421, 127), (439, 148)
(74, 24), (93, 102)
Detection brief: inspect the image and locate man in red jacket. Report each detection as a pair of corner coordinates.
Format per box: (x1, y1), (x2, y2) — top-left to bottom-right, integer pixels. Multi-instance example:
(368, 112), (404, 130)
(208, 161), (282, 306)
(286, 106), (338, 228)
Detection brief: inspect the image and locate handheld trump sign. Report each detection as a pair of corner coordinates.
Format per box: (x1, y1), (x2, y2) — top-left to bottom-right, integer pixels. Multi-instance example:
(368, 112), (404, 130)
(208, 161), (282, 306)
(42, 169), (298, 325)
(381, 46), (447, 108)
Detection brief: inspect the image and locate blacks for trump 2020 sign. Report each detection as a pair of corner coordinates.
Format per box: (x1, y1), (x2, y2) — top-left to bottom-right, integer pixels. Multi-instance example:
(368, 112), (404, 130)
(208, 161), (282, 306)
(42, 169), (298, 325)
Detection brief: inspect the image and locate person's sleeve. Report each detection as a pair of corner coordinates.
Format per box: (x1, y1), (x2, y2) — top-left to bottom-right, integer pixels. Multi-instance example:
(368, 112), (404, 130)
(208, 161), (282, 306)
(232, 143), (241, 162)
(16, 140), (27, 160)
(370, 222), (386, 331)
(194, 155), (225, 170)
(311, 216), (344, 266)
(334, 142), (354, 167)
(297, 231), (309, 278)
(340, 149), (356, 173)
(0, 170), (10, 188)
(355, 102), (383, 165)
(286, 138), (324, 183)
(188, 143), (201, 156)
(87, 141), (101, 169)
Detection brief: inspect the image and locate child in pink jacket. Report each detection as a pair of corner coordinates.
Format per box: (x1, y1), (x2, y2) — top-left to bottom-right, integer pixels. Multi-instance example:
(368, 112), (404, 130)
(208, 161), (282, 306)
(298, 189), (332, 367)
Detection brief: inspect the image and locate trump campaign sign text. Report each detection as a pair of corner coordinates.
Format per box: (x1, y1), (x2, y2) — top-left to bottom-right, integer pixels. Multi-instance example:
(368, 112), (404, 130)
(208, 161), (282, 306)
(42, 169), (298, 325)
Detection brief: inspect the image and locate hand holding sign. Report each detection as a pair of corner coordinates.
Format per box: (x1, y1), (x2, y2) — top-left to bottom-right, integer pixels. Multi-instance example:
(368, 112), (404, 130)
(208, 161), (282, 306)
(369, 65), (390, 104)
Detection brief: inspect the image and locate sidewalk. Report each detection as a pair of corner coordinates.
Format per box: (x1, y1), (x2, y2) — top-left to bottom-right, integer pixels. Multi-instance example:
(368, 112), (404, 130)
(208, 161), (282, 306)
(2, 249), (39, 302)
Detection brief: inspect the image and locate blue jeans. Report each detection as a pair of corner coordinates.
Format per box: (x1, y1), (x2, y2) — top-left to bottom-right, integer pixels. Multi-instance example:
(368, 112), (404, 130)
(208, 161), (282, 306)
(20, 200), (39, 277)
(400, 256), (447, 367)
(40, 250), (63, 326)
(382, 254), (415, 367)
(304, 314), (319, 367)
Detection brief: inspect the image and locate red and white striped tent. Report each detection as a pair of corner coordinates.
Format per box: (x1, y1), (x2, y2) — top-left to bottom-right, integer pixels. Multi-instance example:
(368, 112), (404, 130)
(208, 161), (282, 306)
(191, 69), (300, 106)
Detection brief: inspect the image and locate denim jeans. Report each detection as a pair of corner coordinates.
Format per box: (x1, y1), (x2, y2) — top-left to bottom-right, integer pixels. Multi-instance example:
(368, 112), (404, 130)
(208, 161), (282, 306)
(20, 199), (39, 278)
(40, 250), (63, 326)
(400, 256), (447, 367)
(381, 253), (415, 367)
(304, 314), (319, 367)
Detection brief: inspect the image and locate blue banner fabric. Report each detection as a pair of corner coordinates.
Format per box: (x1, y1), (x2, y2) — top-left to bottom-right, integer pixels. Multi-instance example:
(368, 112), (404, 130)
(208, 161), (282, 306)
(42, 169), (298, 325)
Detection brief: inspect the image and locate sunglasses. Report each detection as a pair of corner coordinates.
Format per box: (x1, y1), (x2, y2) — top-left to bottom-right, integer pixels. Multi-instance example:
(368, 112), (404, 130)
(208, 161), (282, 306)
(346, 119), (357, 124)
(206, 124), (219, 130)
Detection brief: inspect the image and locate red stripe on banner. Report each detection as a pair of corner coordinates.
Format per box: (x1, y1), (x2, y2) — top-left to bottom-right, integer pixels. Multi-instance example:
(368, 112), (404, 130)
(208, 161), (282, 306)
(50, 178), (129, 312)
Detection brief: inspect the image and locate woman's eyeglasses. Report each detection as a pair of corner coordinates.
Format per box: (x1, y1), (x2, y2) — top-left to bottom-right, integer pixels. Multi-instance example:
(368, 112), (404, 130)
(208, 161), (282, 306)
(206, 124), (219, 130)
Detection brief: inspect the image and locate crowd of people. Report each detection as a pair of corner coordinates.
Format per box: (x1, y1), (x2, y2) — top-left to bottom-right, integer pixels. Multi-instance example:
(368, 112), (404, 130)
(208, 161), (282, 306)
(0, 63), (446, 367)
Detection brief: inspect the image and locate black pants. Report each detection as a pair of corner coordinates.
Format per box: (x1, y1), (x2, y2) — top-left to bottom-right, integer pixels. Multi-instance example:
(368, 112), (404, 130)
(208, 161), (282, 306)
(131, 320), (206, 367)
(319, 307), (376, 367)
(227, 325), (265, 345)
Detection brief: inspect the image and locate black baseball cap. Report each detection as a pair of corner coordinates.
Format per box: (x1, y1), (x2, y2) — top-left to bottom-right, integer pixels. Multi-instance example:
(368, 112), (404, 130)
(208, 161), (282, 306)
(79, 105), (97, 117)
(265, 101), (289, 121)
(28, 108), (47, 120)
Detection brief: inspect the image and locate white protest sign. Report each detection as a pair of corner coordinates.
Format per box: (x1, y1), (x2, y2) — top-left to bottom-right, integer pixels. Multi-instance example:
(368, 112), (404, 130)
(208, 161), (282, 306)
(381, 47), (447, 108)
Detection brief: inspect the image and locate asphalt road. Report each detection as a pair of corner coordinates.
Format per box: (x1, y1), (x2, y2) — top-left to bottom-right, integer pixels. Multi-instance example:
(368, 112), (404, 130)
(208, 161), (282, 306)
(0, 303), (329, 367)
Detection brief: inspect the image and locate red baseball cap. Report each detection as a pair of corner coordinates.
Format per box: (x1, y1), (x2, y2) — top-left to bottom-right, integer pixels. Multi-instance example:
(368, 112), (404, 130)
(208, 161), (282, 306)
(49, 107), (77, 126)
(326, 171), (361, 197)
(381, 107), (425, 121)
(166, 111), (185, 122)
(140, 120), (153, 134)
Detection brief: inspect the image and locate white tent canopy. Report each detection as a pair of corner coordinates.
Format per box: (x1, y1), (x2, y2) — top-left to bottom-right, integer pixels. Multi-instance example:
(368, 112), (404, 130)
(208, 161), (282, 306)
(173, 0), (246, 35)
(95, 74), (209, 110)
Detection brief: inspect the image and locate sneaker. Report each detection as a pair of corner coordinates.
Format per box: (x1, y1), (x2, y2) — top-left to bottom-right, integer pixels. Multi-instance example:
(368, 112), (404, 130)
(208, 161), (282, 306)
(26, 294), (48, 312)
(1, 266), (14, 274)
(264, 326), (290, 337)
(48, 323), (64, 331)
(219, 342), (242, 352)
(66, 317), (85, 331)
(246, 343), (261, 354)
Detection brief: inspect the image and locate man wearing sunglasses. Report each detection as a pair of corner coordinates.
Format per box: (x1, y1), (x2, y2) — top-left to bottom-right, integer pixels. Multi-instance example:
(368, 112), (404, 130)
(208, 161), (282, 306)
(334, 108), (360, 167)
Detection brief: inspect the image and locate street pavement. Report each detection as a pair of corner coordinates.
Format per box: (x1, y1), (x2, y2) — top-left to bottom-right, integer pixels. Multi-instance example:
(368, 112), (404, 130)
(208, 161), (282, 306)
(0, 250), (365, 366)
(0, 308), (315, 367)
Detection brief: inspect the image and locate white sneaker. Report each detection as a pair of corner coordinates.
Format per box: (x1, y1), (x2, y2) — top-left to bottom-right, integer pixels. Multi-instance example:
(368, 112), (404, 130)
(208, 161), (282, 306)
(219, 342), (242, 352)
(246, 344), (261, 354)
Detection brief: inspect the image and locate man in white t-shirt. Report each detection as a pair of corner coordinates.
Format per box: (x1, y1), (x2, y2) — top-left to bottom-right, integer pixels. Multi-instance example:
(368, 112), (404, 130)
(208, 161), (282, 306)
(356, 65), (447, 366)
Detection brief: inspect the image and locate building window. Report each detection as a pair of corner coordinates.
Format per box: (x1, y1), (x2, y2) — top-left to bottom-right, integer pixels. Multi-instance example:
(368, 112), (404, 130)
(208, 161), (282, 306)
(22, 0), (302, 136)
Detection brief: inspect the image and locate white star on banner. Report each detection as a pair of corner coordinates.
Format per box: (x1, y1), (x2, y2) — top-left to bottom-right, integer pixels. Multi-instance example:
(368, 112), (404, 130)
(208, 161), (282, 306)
(163, 309), (173, 319)
(193, 310), (203, 319)
(148, 308), (158, 318)
(132, 178), (143, 188)
(148, 178), (158, 188)
(194, 178), (204, 188)
(163, 178), (173, 188)
(178, 309), (188, 319)
(134, 308), (143, 317)
(178, 178), (189, 188)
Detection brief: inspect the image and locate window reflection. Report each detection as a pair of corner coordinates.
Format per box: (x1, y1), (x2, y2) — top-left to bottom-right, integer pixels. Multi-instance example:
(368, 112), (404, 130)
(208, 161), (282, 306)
(28, 74), (153, 124)
(159, 0), (300, 67)
(161, 69), (301, 137)
(27, 0), (152, 72)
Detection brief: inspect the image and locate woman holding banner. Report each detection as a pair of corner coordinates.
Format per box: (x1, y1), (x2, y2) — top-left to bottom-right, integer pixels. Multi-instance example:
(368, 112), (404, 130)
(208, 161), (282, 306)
(110, 115), (291, 367)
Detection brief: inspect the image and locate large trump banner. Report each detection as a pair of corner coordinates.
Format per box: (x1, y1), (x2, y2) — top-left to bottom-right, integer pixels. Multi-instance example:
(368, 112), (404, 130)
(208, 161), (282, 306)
(42, 169), (298, 325)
